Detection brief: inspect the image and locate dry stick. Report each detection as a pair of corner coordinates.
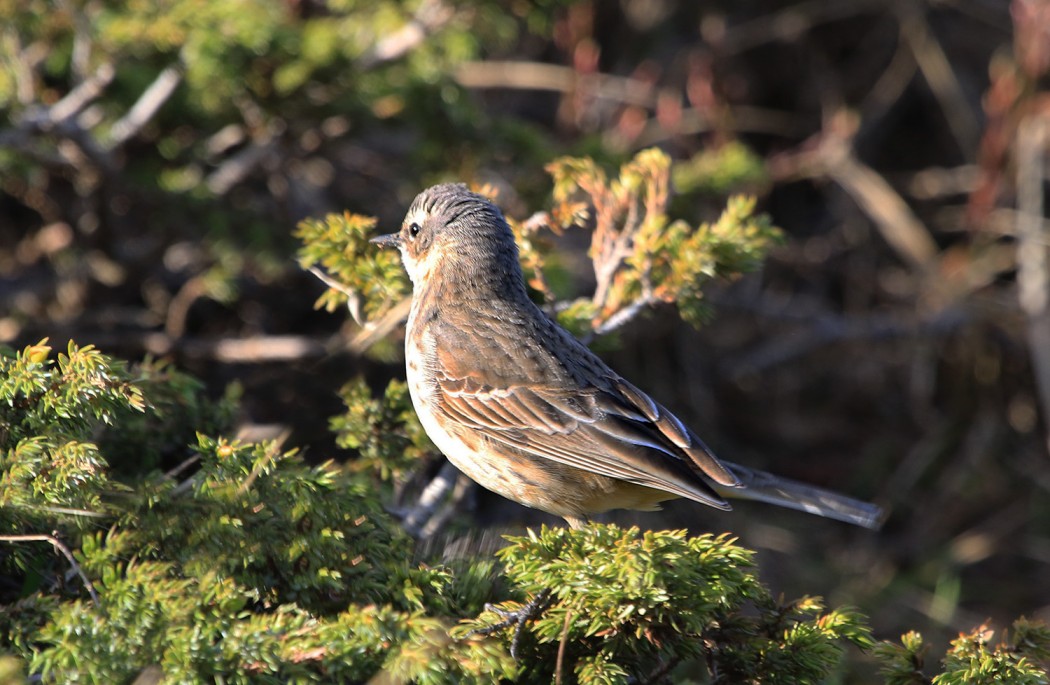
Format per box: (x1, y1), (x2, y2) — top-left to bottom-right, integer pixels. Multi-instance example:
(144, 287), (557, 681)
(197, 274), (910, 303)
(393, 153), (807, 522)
(858, 26), (917, 123)
(459, 60), (802, 138)
(350, 298), (413, 354)
(163, 454), (201, 482)
(717, 0), (883, 55)
(0, 534), (100, 606)
(897, 2), (981, 156)
(555, 608), (573, 685)
(305, 266), (412, 345)
(457, 61), (657, 107)
(636, 105), (804, 144)
(0, 61), (117, 176)
(1016, 116), (1050, 456)
(592, 295), (660, 338)
(820, 138), (939, 270)
(25, 331), (335, 364)
(308, 266), (367, 327)
(61, 0), (93, 83)
(968, 207), (1050, 239)
(24, 505), (108, 519)
(164, 275), (208, 338)
(237, 432), (290, 496)
(591, 191), (644, 316)
(459, 61), (805, 142)
(52, 116), (119, 175)
(4, 30), (40, 106)
(418, 470), (473, 539)
(107, 64), (183, 149)
(205, 138), (278, 196)
(45, 62), (116, 124)
(357, 0), (453, 70)
(906, 165), (982, 200)
(401, 461), (460, 538)
(725, 305), (966, 376)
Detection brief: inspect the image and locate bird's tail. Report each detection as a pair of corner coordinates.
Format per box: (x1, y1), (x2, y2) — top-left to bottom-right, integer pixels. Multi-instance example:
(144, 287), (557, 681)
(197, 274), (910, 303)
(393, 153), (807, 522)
(719, 462), (884, 530)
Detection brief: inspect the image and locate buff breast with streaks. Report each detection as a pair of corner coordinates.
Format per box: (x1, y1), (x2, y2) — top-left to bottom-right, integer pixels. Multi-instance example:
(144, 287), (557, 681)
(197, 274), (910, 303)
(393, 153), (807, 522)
(371, 183), (883, 530)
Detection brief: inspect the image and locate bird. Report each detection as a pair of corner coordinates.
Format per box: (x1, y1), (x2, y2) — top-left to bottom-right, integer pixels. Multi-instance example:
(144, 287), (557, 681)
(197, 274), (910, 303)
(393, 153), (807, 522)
(371, 183), (883, 531)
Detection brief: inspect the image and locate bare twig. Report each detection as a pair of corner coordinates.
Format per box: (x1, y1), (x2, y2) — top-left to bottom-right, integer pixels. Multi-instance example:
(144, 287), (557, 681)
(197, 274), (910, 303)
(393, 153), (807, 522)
(717, 0), (883, 55)
(905, 165), (982, 199)
(897, 2), (981, 156)
(164, 275), (208, 338)
(20, 505), (108, 519)
(418, 470), (473, 539)
(0, 57), (121, 180)
(162, 454), (201, 481)
(555, 608), (573, 685)
(107, 64), (183, 149)
(591, 295), (660, 338)
(828, 148), (939, 269)
(205, 138), (278, 195)
(43, 62), (116, 124)
(349, 298), (413, 354)
(589, 173), (662, 316)
(772, 129), (939, 270)
(637, 104), (804, 144)
(0, 534), (100, 606)
(358, 0), (454, 70)
(457, 61), (657, 107)
(171, 474), (199, 497)
(237, 432), (290, 496)
(858, 27), (917, 127)
(645, 655), (683, 684)
(458, 61), (802, 140)
(723, 304), (967, 376)
(51, 117), (118, 175)
(468, 589), (553, 660)
(205, 123), (247, 158)
(307, 267), (367, 327)
(1, 29), (42, 105)
(591, 227), (634, 309)
(401, 460), (461, 538)
(1016, 115), (1050, 455)
(198, 335), (333, 362)
(60, 0), (94, 83)
(30, 331), (336, 363)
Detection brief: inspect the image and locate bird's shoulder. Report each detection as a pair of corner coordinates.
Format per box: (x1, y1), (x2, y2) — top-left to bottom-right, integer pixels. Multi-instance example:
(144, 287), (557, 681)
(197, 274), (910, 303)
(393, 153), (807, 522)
(418, 296), (599, 386)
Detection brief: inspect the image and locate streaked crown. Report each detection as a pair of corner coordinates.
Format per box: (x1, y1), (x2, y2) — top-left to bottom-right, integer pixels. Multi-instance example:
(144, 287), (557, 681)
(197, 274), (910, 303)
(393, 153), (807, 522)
(395, 184), (526, 296)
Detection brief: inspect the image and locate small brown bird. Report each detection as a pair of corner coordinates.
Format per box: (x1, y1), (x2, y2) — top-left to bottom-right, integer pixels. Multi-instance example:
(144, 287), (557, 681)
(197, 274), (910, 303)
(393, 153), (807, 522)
(372, 184), (882, 530)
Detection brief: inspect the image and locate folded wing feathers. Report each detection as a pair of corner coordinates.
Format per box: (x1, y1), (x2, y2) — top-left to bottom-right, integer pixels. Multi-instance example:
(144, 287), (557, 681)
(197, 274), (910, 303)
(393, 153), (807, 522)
(438, 371), (737, 506)
(487, 422), (731, 510)
(611, 379), (740, 488)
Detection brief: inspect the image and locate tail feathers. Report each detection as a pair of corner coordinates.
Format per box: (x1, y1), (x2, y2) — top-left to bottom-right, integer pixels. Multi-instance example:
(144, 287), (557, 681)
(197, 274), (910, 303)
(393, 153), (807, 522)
(720, 462), (884, 530)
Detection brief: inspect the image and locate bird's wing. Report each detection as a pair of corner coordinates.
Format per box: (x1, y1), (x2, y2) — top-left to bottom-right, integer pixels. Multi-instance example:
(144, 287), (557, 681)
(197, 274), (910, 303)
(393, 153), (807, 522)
(434, 367), (740, 509)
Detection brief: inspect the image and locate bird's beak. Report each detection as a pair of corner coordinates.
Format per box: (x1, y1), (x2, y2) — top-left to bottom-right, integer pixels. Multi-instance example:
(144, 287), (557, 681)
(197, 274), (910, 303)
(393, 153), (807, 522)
(369, 233), (403, 249)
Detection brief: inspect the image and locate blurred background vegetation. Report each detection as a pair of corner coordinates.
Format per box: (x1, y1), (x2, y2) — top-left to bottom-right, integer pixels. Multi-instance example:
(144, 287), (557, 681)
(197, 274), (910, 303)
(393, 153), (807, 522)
(2, 0), (1050, 680)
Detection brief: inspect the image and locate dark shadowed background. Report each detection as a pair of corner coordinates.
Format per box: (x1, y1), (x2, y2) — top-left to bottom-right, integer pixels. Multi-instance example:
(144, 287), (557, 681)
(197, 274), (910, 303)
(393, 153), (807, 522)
(3, 0), (1048, 675)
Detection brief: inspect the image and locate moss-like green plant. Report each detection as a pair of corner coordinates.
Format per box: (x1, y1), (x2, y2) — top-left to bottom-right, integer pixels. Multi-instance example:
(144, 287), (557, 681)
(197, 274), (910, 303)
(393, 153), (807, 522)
(295, 212), (410, 325)
(876, 619), (1050, 685)
(330, 378), (434, 483)
(456, 525), (873, 684)
(1, 336), (1047, 683)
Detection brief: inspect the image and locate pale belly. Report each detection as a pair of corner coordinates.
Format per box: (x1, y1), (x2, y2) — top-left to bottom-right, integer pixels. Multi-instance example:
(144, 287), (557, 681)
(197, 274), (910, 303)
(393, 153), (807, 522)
(406, 352), (555, 510)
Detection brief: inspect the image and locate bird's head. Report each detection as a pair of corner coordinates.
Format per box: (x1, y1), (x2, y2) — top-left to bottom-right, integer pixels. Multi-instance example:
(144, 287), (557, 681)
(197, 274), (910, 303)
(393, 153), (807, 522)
(371, 184), (525, 295)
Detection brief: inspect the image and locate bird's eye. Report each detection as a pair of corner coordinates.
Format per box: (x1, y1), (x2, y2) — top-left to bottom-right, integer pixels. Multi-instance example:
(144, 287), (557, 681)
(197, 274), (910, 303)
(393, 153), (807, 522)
(408, 222), (421, 239)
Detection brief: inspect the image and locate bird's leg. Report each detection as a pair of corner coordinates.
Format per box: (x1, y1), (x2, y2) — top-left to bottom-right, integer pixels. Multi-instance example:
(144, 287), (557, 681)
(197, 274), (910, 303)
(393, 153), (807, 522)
(469, 588), (554, 659)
